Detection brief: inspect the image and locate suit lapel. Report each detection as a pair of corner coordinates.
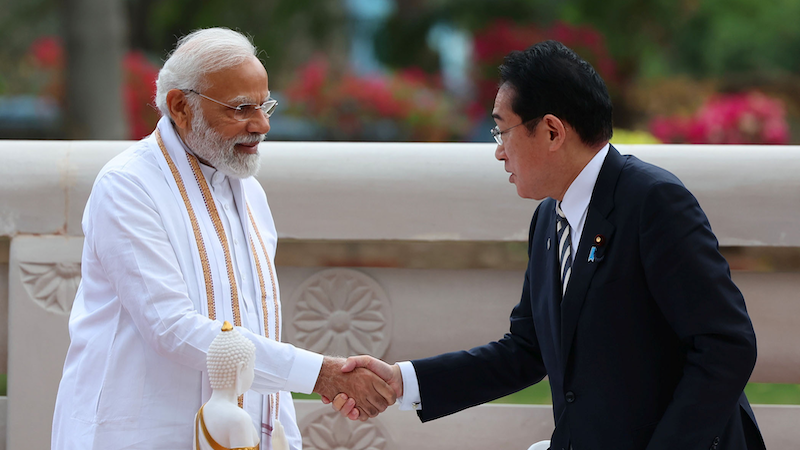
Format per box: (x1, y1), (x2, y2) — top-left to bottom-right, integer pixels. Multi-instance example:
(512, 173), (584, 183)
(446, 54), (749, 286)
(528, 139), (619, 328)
(544, 202), (564, 365)
(560, 146), (625, 368)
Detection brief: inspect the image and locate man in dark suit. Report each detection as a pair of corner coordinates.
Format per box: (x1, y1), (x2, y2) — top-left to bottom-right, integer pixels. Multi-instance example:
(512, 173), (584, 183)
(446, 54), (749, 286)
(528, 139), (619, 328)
(329, 40), (765, 450)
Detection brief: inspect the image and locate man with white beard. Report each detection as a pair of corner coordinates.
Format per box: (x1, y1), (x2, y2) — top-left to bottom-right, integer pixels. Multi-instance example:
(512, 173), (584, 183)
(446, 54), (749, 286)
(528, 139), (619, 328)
(51, 28), (395, 450)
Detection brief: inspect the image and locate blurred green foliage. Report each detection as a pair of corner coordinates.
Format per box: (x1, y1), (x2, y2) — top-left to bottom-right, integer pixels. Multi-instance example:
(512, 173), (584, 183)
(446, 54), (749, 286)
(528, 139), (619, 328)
(373, 0), (800, 82)
(2, 0), (798, 90)
(128, 0), (348, 88)
(2, 0), (799, 86)
(674, 0), (800, 76)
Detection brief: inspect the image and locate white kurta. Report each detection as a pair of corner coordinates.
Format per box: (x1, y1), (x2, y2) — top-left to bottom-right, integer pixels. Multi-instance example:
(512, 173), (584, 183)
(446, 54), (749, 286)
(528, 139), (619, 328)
(52, 117), (323, 450)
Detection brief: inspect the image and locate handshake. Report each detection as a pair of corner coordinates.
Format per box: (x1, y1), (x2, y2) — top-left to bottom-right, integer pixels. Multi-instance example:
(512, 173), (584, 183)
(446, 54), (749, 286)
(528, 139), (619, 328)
(312, 355), (402, 421)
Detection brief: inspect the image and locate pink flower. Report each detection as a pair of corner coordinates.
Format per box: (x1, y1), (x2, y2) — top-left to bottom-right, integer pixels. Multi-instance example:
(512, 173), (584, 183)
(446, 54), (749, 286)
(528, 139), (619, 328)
(650, 91), (789, 144)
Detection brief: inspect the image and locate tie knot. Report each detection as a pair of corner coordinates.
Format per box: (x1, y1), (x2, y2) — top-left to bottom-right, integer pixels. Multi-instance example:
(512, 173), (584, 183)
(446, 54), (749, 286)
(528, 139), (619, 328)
(555, 203), (568, 222)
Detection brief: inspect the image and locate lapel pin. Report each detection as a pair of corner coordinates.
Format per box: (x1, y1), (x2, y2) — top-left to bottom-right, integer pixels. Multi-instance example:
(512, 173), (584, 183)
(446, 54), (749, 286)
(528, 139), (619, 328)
(588, 246), (597, 263)
(547, 238), (551, 250)
(594, 234), (605, 246)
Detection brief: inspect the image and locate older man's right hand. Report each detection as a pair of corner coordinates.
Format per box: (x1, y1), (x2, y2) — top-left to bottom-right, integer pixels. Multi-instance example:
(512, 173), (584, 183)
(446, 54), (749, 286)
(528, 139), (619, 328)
(322, 355), (403, 421)
(313, 356), (396, 421)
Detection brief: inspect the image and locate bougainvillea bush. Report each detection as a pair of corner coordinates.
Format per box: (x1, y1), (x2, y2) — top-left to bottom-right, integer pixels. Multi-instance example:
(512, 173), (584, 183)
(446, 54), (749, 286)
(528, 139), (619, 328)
(284, 57), (469, 141)
(650, 92), (789, 144)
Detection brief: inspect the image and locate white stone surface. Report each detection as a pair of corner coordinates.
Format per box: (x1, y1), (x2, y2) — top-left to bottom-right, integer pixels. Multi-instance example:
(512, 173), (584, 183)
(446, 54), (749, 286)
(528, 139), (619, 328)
(0, 140), (125, 236)
(0, 141), (799, 245)
(7, 235), (83, 450)
(734, 272), (800, 383)
(280, 267), (525, 363)
(750, 405), (800, 450)
(294, 401), (799, 450)
(261, 143), (800, 246)
(294, 400), (556, 450)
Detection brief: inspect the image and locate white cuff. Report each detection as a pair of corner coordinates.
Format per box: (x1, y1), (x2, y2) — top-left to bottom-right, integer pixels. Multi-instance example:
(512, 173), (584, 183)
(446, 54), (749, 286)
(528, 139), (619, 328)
(284, 347), (324, 394)
(396, 361), (421, 411)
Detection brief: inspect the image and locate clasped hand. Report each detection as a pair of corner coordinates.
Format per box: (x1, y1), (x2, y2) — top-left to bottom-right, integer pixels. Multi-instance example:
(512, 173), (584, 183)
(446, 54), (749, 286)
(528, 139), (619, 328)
(314, 355), (402, 421)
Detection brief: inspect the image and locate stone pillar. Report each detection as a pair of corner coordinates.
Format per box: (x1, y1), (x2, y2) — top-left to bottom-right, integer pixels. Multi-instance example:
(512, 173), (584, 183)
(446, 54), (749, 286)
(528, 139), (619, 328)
(7, 236), (82, 450)
(60, 0), (129, 139)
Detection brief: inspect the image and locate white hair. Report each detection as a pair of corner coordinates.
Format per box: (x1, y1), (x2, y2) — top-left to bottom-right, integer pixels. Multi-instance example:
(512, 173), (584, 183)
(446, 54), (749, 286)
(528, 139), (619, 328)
(155, 27), (257, 118)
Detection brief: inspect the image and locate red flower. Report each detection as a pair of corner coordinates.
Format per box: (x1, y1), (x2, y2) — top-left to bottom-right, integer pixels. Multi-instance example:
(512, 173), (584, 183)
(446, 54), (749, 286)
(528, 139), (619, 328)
(650, 92), (789, 144)
(29, 36), (64, 69)
(283, 58), (468, 141)
(123, 51), (160, 140)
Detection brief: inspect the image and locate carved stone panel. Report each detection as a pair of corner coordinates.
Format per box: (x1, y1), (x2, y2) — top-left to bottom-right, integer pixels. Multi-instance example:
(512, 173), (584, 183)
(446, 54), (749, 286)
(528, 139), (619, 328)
(19, 262), (81, 315)
(7, 235), (84, 450)
(300, 407), (394, 450)
(289, 268), (392, 358)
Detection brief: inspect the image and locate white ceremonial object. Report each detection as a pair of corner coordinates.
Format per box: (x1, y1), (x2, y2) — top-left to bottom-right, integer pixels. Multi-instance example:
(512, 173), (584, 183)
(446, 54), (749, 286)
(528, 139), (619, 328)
(272, 418), (289, 450)
(194, 321), (261, 450)
(527, 440), (551, 450)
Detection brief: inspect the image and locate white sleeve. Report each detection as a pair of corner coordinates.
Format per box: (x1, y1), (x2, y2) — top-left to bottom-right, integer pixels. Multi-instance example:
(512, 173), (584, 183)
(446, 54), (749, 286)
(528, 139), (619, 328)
(88, 172), (321, 394)
(396, 361), (422, 410)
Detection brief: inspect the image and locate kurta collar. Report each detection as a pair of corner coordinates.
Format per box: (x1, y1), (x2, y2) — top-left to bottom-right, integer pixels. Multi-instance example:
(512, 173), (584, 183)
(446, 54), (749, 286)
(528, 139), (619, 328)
(158, 116), (227, 188)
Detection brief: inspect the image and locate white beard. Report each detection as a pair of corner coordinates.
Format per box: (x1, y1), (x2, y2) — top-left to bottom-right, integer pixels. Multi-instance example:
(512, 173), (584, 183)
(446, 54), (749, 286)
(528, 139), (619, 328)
(185, 109), (264, 179)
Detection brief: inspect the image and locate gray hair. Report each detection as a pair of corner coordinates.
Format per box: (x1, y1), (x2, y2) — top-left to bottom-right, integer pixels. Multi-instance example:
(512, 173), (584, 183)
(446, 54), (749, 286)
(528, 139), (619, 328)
(155, 27), (257, 118)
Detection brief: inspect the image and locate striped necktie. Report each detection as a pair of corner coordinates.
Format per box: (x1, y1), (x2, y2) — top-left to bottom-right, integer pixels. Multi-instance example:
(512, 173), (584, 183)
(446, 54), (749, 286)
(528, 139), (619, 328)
(556, 202), (572, 297)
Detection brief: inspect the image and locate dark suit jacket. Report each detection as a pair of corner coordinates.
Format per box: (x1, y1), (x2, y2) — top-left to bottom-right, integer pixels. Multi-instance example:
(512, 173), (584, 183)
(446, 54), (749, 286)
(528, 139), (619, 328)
(412, 146), (765, 450)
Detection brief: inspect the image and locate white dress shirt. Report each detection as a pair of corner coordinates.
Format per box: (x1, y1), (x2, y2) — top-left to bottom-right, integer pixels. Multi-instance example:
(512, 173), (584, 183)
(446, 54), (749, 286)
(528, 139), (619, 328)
(396, 143), (610, 411)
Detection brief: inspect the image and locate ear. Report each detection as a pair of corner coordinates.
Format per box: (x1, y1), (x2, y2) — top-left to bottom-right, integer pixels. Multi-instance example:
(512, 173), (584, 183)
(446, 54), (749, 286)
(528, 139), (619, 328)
(234, 360), (246, 394)
(541, 114), (567, 152)
(166, 89), (193, 132)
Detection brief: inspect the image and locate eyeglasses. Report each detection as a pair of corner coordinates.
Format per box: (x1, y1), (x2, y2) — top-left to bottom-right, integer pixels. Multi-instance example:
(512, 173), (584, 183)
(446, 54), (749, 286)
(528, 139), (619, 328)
(490, 122), (527, 145)
(185, 89), (278, 121)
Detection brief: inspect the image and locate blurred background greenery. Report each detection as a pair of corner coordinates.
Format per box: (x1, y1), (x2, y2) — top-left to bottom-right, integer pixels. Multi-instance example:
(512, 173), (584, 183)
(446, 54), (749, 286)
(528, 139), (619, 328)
(1, 0), (799, 143)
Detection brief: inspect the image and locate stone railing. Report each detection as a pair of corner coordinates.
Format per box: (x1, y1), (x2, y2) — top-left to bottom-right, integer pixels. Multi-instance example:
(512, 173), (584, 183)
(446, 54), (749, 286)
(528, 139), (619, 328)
(0, 141), (798, 450)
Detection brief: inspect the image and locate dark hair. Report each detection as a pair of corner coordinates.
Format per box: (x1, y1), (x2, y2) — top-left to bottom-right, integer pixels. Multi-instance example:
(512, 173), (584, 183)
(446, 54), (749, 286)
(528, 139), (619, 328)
(499, 40), (613, 146)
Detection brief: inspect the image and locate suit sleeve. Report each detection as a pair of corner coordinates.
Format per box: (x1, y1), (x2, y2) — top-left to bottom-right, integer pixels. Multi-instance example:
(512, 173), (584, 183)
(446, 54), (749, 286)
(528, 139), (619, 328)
(412, 206), (548, 422)
(639, 181), (757, 450)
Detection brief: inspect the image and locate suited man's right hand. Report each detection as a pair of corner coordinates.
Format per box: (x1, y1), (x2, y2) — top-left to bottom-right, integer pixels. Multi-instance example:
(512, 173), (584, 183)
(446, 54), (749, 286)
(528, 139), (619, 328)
(325, 355), (403, 420)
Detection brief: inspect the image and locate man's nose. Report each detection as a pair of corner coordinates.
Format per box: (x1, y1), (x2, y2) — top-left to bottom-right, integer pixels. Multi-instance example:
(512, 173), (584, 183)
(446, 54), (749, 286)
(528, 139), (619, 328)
(247, 111), (270, 135)
(494, 144), (505, 161)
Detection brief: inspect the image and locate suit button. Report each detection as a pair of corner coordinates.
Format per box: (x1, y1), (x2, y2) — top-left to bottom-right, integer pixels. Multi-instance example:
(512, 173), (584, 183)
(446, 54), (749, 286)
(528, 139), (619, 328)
(713, 437), (720, 444)
(565, 391), (575, 403)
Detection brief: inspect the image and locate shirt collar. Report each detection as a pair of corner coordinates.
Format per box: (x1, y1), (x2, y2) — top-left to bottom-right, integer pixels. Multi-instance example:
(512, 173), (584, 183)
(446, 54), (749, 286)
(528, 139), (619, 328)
(559, 143), (610, 226)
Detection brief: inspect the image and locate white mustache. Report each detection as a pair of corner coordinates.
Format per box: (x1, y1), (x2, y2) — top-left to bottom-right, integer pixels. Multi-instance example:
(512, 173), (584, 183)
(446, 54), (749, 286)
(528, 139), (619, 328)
(238, 134), (266, 145)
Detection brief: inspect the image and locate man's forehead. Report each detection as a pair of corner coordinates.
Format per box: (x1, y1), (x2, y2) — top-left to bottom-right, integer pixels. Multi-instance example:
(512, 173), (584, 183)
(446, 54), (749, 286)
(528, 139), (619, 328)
(202, 56), (269, 100)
